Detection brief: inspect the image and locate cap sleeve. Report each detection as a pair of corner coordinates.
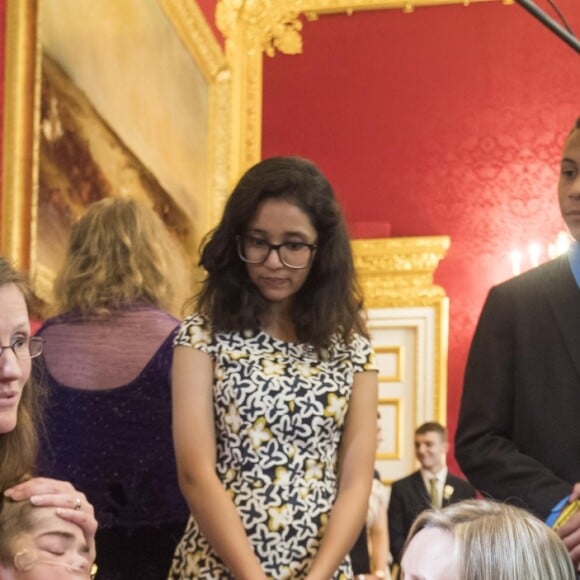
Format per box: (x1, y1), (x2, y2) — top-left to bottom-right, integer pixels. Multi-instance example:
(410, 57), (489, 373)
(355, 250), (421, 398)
(350, 333), (377, 374)
(173, 313), (213, 355)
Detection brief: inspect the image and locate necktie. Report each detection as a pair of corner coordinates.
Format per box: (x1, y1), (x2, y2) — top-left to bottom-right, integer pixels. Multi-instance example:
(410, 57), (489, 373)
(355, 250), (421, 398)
(429, 477), (440, 508)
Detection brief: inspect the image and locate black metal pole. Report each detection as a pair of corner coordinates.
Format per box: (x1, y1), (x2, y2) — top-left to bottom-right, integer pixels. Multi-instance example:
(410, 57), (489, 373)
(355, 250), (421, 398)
(515, 0), (580, 53)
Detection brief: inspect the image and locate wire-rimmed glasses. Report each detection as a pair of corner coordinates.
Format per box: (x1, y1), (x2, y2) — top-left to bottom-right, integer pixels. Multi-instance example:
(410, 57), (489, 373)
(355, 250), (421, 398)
(0, 336), (44, 360)
(237, 235), (317, 270)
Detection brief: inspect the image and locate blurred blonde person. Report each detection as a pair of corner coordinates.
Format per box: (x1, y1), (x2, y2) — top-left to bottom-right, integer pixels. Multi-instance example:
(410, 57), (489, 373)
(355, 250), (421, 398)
(352, 415), (392, 580)
(400, 499), (575, 580)
(367, 418), (392, 580)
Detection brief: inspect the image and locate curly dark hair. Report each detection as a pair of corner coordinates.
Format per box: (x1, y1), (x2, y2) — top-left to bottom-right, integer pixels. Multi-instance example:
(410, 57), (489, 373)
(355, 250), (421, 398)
(194, 156), (367, 348)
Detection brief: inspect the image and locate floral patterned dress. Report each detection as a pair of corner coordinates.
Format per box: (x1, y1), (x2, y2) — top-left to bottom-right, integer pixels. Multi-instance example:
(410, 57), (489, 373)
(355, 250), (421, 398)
(168, 314), (376, 580)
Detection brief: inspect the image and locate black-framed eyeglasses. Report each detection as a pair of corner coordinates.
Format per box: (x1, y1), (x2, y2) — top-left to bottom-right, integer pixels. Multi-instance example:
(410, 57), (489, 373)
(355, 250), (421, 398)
(0, 336), (44, 360)
(237, 235), (317, 270)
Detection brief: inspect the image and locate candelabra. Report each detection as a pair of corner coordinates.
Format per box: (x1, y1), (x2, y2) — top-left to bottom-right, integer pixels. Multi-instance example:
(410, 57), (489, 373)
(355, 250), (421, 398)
(509, 231), (571, 276)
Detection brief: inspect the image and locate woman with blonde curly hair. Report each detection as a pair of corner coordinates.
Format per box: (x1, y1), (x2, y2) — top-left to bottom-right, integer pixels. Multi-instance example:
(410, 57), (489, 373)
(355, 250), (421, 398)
(400, 499), (575, 580)
(36, 197), (189, 580)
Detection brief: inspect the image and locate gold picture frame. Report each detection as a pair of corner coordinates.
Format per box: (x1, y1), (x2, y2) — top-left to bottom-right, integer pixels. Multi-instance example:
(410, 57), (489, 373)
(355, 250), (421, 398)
(1, 0), (232, 306)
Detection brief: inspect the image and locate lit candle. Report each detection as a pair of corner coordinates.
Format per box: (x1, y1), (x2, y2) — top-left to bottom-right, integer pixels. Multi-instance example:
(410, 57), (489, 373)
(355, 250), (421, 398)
(510, 250), (522, 276)
(528, 243), (541, 268)
(556, 231), (571, 256)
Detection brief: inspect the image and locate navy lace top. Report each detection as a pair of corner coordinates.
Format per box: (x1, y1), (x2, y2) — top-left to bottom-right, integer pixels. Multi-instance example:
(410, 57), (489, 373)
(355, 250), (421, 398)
(36, 308), (189, 530)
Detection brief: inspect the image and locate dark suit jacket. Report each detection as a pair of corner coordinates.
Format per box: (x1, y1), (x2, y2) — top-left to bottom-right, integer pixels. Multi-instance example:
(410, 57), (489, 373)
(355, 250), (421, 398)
(456, 255), (580, 520)
(388, 470), (475, 563)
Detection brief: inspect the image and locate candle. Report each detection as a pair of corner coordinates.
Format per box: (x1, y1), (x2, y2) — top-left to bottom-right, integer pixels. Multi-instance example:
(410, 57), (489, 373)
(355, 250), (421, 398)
(528, 243), (541, 268)
(510, 250), (522, 276)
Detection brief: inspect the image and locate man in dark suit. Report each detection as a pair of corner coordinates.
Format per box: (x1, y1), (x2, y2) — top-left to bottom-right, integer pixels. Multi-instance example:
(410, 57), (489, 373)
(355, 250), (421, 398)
(388, 422), (475, 565)
(455, 117), (580, 574)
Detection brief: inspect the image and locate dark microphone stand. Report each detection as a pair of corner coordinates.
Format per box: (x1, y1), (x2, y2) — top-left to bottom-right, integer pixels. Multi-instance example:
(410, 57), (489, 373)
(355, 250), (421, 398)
(515, 0), (580, 53)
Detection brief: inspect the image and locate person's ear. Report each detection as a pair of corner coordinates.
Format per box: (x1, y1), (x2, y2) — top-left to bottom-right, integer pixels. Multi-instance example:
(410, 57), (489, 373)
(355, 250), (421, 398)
(13, 549), (35, 572)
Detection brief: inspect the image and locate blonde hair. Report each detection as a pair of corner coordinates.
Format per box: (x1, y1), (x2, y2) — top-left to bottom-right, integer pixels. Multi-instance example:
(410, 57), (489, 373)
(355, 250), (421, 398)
(402, 499), (575, 580)
(0, 259), (40, 492)
(54, 198), (176, 315)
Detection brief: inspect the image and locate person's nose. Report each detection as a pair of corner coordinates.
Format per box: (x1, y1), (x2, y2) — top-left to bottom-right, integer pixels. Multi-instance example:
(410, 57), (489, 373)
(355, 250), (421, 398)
(263, 246), (284, 269)
(68, 553), (91, 577)
(0, 347), (23, 381)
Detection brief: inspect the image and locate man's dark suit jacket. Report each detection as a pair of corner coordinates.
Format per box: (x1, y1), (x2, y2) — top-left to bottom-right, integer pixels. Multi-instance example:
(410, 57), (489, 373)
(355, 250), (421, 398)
(388, 470), (476, 564)
(456, 255), (580, 520)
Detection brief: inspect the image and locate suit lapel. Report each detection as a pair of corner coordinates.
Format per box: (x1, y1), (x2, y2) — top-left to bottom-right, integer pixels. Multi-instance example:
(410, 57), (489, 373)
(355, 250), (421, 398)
(411, 471), (430, 505)
(545, 256), (580, 379)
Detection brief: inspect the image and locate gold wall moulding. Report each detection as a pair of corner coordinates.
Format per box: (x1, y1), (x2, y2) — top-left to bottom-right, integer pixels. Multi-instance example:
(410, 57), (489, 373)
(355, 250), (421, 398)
(352, 236), (450, 308)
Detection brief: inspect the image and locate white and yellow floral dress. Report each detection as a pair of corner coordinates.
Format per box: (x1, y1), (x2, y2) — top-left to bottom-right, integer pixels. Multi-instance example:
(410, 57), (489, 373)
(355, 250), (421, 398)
(168, 314), (376, 580)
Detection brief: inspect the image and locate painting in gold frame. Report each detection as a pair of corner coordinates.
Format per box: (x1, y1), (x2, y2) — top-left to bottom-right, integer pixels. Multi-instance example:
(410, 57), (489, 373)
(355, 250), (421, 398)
(1, 0), (232, 311)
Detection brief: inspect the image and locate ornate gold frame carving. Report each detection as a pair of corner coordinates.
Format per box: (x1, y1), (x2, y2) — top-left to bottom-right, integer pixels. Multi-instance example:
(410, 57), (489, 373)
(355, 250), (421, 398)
(1, 0), (231, 297)
(216, 0), (504, 182)
(160, 0), (233, 228)
(352, 236), (450, 307)
(353, 236), (450, 426)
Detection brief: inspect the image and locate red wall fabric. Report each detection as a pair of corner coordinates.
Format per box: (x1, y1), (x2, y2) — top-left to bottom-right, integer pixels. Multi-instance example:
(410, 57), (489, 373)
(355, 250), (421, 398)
(261, 1), (580, 471)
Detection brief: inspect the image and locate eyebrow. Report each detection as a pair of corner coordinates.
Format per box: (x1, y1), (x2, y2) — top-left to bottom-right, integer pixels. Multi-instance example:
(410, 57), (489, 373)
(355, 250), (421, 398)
(246, 228), (312, 239)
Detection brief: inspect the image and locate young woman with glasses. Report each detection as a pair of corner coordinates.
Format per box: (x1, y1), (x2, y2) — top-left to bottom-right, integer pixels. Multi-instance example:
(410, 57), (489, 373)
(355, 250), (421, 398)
(0, 257), (98, 570)
(169, 156), (379, 579)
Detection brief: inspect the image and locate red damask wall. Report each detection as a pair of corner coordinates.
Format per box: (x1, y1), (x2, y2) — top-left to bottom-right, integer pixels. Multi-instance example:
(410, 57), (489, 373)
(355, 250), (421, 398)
(258, 1), (580, 471)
